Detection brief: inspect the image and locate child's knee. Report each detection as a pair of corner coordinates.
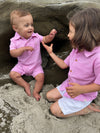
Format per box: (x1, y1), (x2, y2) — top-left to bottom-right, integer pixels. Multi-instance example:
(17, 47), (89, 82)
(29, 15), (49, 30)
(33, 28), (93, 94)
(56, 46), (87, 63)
(46, 91), (53, 101)
(46, 90), (58, 101)
(50, 104), (58, 116)
(50, 102), (62, 117)
(46, 91), (50, 100)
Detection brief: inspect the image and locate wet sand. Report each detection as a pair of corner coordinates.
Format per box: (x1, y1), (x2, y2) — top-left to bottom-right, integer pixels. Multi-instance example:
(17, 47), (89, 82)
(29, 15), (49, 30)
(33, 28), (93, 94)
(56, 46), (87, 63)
(0, 80), (100, 133)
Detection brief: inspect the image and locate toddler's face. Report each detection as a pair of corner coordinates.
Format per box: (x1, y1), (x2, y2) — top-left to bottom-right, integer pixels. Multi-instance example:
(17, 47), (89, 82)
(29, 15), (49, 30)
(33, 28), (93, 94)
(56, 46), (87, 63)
(15, 14), (34, 39)
(67, 23), (75, 41)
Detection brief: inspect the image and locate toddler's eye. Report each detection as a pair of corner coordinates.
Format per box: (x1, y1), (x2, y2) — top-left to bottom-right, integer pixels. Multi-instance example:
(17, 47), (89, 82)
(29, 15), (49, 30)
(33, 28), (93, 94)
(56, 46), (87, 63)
(31, 24), (34, 27)
(24, 24), (29, 27)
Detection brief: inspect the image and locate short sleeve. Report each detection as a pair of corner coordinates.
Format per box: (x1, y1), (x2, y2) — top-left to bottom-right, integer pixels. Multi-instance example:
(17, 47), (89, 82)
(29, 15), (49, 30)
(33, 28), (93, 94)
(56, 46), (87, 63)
(94, 56), (100, 85)
(35, 33), (43, 42)
(9, 40), (17, 50)
(64, 55), (70, 66)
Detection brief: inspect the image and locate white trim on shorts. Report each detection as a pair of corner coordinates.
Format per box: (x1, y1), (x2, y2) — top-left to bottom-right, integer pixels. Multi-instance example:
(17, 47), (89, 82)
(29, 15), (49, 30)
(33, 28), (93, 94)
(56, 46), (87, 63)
(57, 85), (92, 115)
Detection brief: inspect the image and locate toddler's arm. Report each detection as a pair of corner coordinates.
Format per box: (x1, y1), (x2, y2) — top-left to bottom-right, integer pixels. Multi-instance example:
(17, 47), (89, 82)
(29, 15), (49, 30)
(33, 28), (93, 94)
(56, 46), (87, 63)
(42, 29), (57, 43)
(10, 46), (33, 57)
(42, 41), (68, 69)
(66, 82), (100, 98)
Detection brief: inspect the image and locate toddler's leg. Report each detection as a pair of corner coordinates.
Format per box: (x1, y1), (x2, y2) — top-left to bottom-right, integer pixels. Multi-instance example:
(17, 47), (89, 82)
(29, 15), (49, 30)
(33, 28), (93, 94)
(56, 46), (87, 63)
(9, 71), (31, 96)
(33, 73), (44, 101)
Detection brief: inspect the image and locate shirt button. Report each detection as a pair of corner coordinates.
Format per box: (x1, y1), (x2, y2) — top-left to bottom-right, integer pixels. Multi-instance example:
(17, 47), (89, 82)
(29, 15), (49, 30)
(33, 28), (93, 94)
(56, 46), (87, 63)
(75, 59), (77, 61)
(70, 70), (72, 72)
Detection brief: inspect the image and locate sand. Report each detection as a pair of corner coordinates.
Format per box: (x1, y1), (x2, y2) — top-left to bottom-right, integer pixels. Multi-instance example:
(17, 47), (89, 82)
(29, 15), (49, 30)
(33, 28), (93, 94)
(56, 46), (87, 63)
(0, 80), (100, 133)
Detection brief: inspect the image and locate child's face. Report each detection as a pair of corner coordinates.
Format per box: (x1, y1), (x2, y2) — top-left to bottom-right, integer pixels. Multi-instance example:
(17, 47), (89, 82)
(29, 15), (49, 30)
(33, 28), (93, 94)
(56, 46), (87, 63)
(14, 14), (34, 39)
(67, 23), (75, 41)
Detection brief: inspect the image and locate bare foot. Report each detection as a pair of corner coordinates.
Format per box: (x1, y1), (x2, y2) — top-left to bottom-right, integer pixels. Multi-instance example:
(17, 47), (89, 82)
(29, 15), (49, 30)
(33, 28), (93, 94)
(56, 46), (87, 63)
(33, 90), (41, 101)
(24, 84), (31, 96)
(87, 103), (100, 112)
(77, 103), (100, 116)
(72, 103), (100, 117)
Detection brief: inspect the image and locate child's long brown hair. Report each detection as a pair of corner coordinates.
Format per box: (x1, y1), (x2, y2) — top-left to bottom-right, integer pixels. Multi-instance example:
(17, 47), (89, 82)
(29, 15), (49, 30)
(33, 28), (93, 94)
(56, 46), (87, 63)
(70, 8), (100, 51)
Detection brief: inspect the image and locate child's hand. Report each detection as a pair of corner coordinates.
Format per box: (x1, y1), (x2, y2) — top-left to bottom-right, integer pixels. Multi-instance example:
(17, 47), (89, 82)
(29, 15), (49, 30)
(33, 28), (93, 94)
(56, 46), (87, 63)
(25, 46), (34, 52)
(66, 83), (82, 98)
(42, 41), (53, 55)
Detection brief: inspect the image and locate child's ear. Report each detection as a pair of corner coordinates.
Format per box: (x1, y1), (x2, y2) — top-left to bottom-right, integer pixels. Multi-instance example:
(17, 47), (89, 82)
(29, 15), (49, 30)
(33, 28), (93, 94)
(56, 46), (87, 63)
(12, 25), (18, 32)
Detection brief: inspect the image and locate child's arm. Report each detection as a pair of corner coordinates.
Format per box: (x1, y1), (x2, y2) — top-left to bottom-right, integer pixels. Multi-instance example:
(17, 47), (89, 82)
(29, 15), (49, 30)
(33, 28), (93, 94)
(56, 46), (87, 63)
(42, 41), (68, 69)
(42, 29), (57, 43)
(10, 46), (34, 57)
(66, 83), (100, 98)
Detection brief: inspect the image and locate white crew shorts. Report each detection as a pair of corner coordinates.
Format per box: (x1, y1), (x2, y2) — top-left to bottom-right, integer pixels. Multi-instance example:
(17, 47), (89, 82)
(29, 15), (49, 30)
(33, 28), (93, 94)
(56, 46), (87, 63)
(57, 85), (92, 115)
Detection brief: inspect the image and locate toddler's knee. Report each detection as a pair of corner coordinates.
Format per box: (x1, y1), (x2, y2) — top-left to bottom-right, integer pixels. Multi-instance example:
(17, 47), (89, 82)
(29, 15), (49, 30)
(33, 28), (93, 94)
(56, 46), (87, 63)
(9, 71), (13, 78)
(9, 71), (20, 79)
(39, 76), (44, 82)
(35, 74), (44, 82)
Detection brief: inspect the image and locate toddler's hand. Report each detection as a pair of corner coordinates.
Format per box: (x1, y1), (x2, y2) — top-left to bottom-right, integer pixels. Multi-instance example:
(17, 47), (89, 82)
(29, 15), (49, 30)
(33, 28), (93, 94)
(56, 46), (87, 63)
(49, 29), (57, 36)
(43, 29), (57, 43)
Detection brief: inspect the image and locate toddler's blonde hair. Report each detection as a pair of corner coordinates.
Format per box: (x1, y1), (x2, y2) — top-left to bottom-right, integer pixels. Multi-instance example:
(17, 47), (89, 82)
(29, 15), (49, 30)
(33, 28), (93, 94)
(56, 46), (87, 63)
(10, 9), (31, 25)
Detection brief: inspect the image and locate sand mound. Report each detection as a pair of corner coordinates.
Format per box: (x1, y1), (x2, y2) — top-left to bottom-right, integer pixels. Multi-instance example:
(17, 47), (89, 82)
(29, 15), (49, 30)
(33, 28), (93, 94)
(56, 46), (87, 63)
(0, 80), (100, 133)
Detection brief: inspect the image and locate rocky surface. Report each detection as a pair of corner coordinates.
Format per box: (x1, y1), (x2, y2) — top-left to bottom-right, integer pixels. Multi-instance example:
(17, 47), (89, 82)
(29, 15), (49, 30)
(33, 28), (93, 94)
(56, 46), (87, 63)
(0, 0), (100, 68)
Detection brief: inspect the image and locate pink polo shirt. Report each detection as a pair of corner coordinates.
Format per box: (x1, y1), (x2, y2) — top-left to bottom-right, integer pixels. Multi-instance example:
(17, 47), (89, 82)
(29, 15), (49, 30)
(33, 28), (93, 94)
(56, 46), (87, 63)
(10, 32), (43, 69)
(60, 47), (100, 101)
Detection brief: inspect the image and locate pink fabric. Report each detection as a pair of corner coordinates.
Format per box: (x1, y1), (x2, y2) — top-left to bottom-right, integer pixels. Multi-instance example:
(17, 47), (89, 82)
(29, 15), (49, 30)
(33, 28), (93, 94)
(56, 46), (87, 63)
(11, 63), (44, 77)
(10, 32), (43, 76)
(60, 47), (100, 101)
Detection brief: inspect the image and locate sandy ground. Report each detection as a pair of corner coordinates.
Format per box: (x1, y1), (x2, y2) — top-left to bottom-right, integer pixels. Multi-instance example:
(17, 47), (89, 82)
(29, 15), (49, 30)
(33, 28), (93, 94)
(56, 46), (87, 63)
(0, 80), (100, 133)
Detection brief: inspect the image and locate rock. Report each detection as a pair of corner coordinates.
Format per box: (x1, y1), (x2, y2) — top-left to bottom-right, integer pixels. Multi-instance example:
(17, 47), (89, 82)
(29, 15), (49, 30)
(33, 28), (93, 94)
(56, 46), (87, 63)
(0, 0), (100, 84)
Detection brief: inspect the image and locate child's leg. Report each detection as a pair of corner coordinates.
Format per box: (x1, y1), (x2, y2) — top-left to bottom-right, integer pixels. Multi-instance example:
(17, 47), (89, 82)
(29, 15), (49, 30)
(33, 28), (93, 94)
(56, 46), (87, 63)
(33, 73), (44, 101)
(50, 101), (100, 118)
(9, 71), (31, 96)
(46, 88), (62, 102)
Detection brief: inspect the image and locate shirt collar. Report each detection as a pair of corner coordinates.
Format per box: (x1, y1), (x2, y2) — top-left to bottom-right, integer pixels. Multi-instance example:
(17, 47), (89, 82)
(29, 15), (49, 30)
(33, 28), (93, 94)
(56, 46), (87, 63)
(13, 32), (37, 40)
(84, 47), (100, 57)
(75, 47), (100, 57)
(14, 32), (21, 40)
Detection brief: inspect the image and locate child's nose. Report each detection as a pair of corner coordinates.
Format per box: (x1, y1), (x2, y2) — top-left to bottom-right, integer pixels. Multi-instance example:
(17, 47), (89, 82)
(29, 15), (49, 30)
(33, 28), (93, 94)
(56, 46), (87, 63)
(67, 33), (69, 37)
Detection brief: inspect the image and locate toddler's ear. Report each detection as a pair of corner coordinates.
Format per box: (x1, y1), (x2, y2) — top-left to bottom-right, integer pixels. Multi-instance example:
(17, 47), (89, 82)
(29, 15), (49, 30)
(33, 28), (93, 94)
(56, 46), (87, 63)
(12, 25), (18, 32)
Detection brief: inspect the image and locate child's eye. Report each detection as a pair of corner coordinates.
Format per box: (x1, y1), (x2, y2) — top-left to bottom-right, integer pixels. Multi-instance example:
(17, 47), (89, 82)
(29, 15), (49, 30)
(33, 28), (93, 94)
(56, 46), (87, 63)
(69, 30), (72, 33)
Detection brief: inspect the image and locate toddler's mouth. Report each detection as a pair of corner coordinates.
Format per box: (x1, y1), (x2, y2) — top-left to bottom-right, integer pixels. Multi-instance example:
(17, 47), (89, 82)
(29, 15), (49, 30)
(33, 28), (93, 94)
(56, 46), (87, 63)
(28, 31), (33, 33)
